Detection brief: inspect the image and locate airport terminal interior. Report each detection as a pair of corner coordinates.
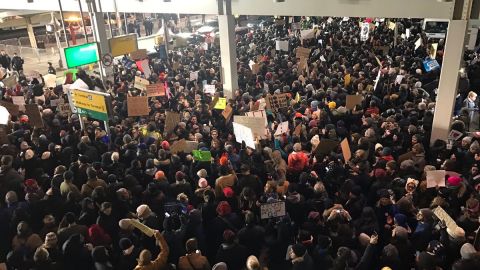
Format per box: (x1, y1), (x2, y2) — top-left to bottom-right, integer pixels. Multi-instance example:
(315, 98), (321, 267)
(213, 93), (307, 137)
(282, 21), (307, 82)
(1, 0), (480, 269)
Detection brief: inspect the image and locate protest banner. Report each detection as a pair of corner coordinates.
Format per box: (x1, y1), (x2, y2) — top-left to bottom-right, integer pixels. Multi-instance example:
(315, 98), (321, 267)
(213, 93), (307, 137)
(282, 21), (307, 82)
(57, 103), (72, 115)
(43, 74), (57, 88)
(170, 139), (187, 154)
(146, 84), (165, 97)
(189, 71), (198, 81)
(315, 139), (339, 154)
(300, 29), (315, 40)
(265, 94), (289, 111)
(274, 121), (289, 136)
(222, 104), (233, 121)
(2, 75), (17, 88)
(260, 201), (286, 219)
(423, 59), (440, 72)
(192, 150), (212, 162)
(433, 206), (458, 237)
(130, 49), (148, 60)
(184, 141), (199, 153)
(346, 95), (363, 110)
(134, 76), (150, 91)
(127, 219), (154, 237)
(234, 115), (268, 139)
(11, 96), (25, 112)
(360, 22), (370, 41)
(164, 111), (181, 133)
(296, 47), (311, 59)
(245, 110), (267, 126)
(448, 130), (463, 141)
(426, 170), (446, 188)
(275, 40), (289, 52)
(204, 85), (216, 95)
(127, 96), (150, 117)
(233, 122), (256, 149)
(341, 138), (352, 161)
(0, 106), (9, 125)
(214, 98), (227, 110)
(25, 104), (44, 128)
(50, 99), (64, 107)
(0, 100), (19, 116)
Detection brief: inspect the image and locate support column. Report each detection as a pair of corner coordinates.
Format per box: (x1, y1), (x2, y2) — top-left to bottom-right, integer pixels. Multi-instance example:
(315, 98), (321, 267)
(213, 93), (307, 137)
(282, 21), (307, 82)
(430, 20), (468, 144)
(25, 16), (38, 49)
(218, 14), (238, 100)
(87, 0), (113, 82)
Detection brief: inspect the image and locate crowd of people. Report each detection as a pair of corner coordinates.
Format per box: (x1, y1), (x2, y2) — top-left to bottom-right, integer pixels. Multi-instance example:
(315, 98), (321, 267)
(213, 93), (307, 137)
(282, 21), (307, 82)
(1, 15), (480, 270)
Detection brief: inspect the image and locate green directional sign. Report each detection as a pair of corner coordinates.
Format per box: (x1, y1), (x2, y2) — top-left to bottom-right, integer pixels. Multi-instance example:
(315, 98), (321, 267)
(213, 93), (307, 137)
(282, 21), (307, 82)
(64, 42), (99, 68)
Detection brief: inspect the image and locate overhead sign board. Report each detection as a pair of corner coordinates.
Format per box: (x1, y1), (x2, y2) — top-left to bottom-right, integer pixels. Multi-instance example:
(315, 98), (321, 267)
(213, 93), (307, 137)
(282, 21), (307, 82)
(64, 42), (99, 69)
(108, 34), (138, 57)
(70, 88), (109, 121)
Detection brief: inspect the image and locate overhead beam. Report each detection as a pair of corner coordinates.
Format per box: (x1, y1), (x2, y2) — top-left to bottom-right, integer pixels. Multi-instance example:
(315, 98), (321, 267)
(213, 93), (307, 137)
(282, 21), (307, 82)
(0, 0), (456, 19)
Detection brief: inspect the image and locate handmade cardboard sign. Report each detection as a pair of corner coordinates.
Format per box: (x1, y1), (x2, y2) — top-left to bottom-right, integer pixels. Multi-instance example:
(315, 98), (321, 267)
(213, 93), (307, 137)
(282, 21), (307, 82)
(192, 150), (212, 162)
(134, 76), (150, 91)
(0, 101), (19, 116)
(265, 94), (289, 111)
(234, 115), (268, 139)
(340, 138), (351, 161)
(11, 96), (25, 112)
(222, 104), (233, 121)
(170, 139), (187, 154)
(127, 96), (150, 116)
(146, 84), (165, 97)
(346, 95), (363, 110)
(274, 121), (289, 136)
(433, 206), (458, 237)
(296, 47), (311, 59)
(214, 98), (227, 110)
(165, 111), (181, 133)
(315, 139), (339, 154)
(189, 71), (198, 81)
(275, 40), (289, 52)
(130, 49), (148, 60)
(25, 104), (44, 128)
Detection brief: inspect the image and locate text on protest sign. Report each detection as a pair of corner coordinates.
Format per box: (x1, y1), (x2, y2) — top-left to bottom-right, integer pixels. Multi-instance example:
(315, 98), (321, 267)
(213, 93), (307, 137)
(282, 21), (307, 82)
(260, 201), (286, 219)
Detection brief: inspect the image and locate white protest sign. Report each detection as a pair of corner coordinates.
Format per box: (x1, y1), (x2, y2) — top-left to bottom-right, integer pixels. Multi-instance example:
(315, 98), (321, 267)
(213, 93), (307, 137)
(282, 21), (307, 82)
(190, 71), (198, 81)
(0, 106), (9, 125)
(275, 40), (289, 52)
(234, 115), (268, 139)
(448, 129), (463, 141)
(395, 75), (404, 85)
(433, 206), (458, 237)
(204, 85), (216, 95)
(415, 38), (422, 50)
(140, 59), (151, 78)
(245, 110), (268, 126)
(274, 121), (289, 136)
(300, 29), (315, 40)
(233, 122), (256, 149)
(71, 78), (89, 90)
(360, 22), (370, 41)
(320, 55), (326, 62)
(43, 74), (57, 88)
(11, 96), (25, 111)
(426, 170), (446, 188)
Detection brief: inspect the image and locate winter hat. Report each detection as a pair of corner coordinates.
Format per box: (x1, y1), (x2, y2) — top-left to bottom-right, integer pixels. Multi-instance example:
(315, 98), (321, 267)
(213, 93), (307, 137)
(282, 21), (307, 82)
(292, 243), (307, 257)
(154, 170), (165, 180)
(198, 178), (208, 188)
(212, 262), (228, 270)
(460, 243), (477, 259)
(447, 176), (462, 187)
(161, 140), (170, 150)
(375, 143), (383, 151)
(216, 201), (231, 216)
(328, 101), (336, 109)
(394, 214), (408, 229)
(119, 238), (133, 250)
(175, 171), (185, 181)
(197, 169), (208, 178)
(223, 187), (234, 198)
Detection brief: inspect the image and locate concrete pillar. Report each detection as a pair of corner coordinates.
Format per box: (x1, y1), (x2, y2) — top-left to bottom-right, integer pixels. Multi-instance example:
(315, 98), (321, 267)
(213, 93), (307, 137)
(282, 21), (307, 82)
(218, 14), (238, 100)
(87, 0), (113, 82)
(430, 20), (468, 144)
(25, 16), (38, 49)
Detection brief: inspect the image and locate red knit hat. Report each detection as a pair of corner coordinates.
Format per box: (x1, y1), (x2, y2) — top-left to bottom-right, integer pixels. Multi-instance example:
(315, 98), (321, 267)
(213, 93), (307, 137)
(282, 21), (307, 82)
(447, 176), (462, 187)
(223, 187), (234, 198)
(161, 141), (170, 150)
(216, 201), (231, 216)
